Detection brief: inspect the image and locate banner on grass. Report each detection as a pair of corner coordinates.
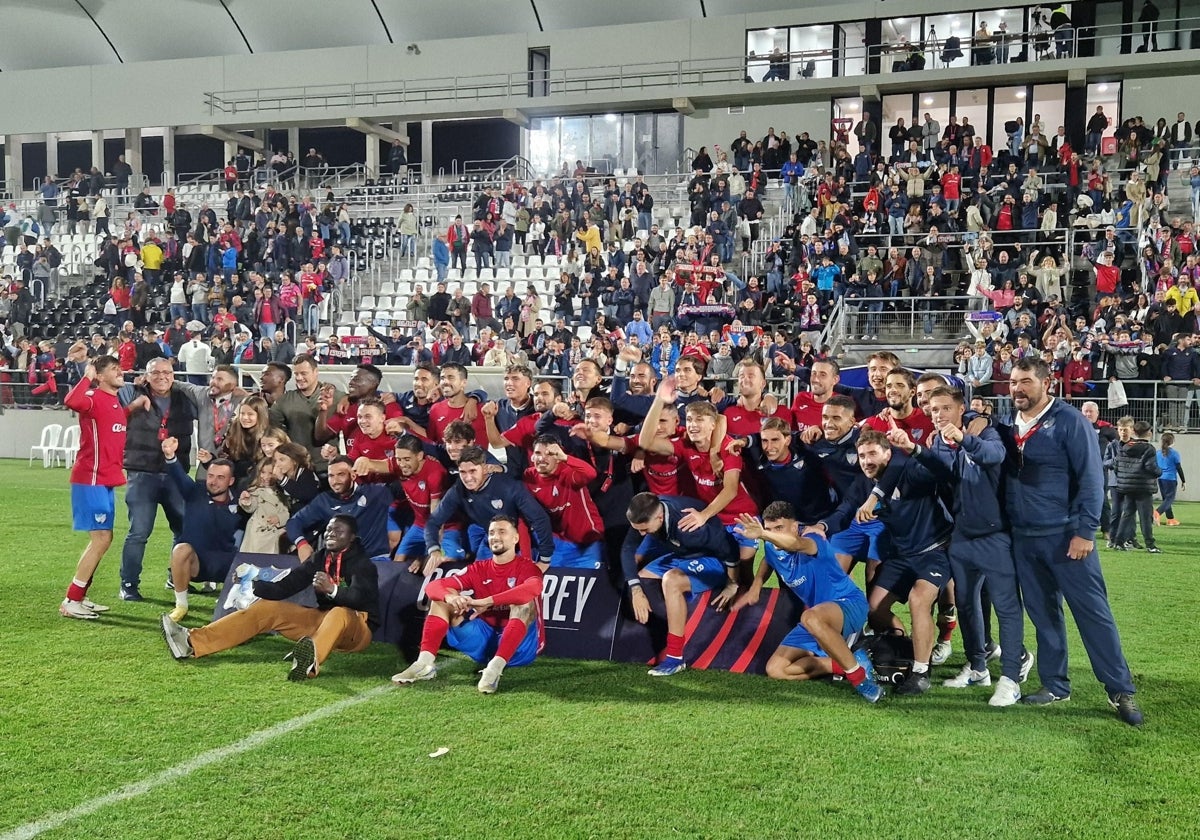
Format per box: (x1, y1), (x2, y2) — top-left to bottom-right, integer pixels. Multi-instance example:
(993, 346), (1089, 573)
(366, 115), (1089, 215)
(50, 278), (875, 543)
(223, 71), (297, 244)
(213, 554), (800, 676)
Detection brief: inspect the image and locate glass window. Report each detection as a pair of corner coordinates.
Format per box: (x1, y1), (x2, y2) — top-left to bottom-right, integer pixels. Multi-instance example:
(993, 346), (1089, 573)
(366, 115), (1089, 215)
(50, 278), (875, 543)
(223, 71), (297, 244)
(1094, 0), (1124, 57)
(528, 118), (558, 177)
(981, 8), (1020, 65)
(832, 97), (863, 153)
(836, 22), (869, 77)
(1031, 83), (1066, 156)
(559, 117), (589, 175)
(589, 115), (620, 175)
(746, 28), (788, 83)
(787, 25), (832, 79)
(925, 13), (971, 69)
(952, 89), (990, 154)
(880, 17), (923, 74)
(991, 86), (1028, 157)
(1086, 82), (1121, 144)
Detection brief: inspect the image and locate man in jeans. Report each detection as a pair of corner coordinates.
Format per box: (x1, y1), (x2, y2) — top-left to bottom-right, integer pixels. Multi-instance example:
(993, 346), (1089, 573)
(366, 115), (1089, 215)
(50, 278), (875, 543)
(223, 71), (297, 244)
(115, 358), (197, 601)
(1111, 420), (1162, 554)
(1160, 333), (1200, 432)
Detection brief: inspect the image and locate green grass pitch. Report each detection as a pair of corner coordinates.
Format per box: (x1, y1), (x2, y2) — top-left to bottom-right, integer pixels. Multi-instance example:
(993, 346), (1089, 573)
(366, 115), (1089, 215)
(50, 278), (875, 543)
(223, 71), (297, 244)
(0, 460), (1197, 839)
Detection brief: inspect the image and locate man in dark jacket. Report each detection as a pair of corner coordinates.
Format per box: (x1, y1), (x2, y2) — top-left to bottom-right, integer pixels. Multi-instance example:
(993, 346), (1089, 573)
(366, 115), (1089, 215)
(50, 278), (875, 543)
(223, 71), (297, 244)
(1112, 419), (1162, 552)
(997, 358), (1142, 725)
(160, 515), (379, 681)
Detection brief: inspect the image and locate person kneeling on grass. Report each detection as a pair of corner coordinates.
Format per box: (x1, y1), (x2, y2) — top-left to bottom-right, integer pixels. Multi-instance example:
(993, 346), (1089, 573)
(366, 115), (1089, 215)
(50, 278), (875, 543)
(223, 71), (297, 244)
(620, 492), (741, 677)
(160, 515), (379, 681)
(734, 507), (882, 702)
(161, 435), (244, 622)
(393, 515), (544, 694)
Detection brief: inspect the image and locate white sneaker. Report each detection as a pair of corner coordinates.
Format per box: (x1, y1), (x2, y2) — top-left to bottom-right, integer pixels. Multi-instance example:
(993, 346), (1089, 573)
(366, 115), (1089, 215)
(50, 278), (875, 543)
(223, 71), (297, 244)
(59, 599), (98, 620)
(392, 660), (438, 684)
(82, 598), (110, 613)
(989, 676), (1022, 707)
(943, 665), (991, 688)
(1019, 649), (1035, 683)
(477, 666), (503, 694)
(931, 640), (953, 665)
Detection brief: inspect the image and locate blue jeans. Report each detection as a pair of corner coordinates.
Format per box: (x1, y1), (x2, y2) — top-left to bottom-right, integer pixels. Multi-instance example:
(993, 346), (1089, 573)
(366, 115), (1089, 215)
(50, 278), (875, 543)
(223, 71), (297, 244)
(1086, 131), (1102, 155)
(400, 233), (416, 257)
(120, 470), (186, 587)
(170, 303), (188, 322)
(304, 302), (319, 335)
(191, 303), (208, 324)
(339, 222), (351, 245)
(260, 322), (277, 342)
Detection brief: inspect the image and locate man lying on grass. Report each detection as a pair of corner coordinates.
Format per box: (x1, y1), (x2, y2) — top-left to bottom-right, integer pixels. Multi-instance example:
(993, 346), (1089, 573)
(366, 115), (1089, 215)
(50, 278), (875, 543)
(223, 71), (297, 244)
(392, 515), (544, 694)
(160, 515), (378, 681)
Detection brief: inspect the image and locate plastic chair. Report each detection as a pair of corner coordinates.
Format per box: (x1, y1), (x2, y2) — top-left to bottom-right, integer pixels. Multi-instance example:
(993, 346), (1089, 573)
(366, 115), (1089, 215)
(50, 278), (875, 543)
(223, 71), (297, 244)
(58, 424), (81, 468)
(30, 423), (64, 468)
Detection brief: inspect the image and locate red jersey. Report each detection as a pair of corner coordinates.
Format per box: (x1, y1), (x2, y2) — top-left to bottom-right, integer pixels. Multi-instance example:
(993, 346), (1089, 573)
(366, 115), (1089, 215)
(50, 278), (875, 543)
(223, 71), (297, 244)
(326, 397), (403, 443)
(396, 456), (448, 527)
(523, 456), (603, 546)
(722, 400), (794, 438)
(346, 431), (398, 483)
(863, 408), (936, 445)
(427, 399), (488, 446)
(622, 434), (697, 498)
(64, 377), (127, 487)
(426, 555), (545, 648)
(790, 392), (835, 430)
(117, 341), (137, 372)
(502, 413), (540, 453)
(671, 435), (758, 523)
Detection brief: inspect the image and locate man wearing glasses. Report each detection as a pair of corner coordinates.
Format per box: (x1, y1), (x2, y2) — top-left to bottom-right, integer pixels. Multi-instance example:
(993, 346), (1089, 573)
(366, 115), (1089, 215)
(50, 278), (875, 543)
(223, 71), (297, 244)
(114, 358), (197, 602)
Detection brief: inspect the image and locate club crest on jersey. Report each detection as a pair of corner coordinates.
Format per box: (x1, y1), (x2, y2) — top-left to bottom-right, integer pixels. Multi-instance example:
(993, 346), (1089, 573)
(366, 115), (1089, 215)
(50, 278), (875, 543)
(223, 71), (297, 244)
(891, 488), (902, 500)
(793, 459), (805, 470)
(491, 499), (504, 509)
(846, 452), (858, 465)
(357, 496), (368, 507)
(912, 429), (924, 440)
(418, 481), (426, 490)
(1042, 419), (1055, 430)
(94, 513), (108, 524)
(507, 577), (517, 588)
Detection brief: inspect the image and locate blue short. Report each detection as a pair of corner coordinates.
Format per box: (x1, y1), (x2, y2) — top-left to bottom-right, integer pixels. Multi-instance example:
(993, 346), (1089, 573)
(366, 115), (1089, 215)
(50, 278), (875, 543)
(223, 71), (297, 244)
(386, 510), (403, 534)
(780, 594), (869, 657)
(551, 537), (603, 569)
(397, 524), (426, 558)
(71, 484), (116, 532)
(829, 519), (885, 563)
(468, 523), (490, 559)
(441, 528), (468, 561)
(641, 554), (728, 595)
(727, 522), (759, 551)
(873, 547), (952, 602)
(446, 616), (540, 666)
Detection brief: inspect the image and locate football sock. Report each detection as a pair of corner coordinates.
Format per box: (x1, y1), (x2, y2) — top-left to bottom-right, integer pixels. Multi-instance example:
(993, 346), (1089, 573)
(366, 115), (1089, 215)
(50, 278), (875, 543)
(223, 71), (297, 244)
(420, 616), (450, 657)
(66, 578), (89, 602)
(665, 633), (685, 659)
(912, 661), (929, 675)
(829, 660), (845, 675)
(174, 591), (188, 609)
(843, 665), (867, 687)
(495, 620), (526, 663)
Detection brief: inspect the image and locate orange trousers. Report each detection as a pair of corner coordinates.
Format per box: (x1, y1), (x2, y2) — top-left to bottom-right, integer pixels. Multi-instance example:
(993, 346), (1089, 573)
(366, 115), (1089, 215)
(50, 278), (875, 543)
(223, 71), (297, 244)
(190, 600), (372, 665)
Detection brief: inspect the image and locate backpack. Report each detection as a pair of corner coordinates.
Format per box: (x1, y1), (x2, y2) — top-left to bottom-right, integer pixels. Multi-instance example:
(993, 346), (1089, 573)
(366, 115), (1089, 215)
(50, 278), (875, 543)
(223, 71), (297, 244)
(853, 632), (914, 685)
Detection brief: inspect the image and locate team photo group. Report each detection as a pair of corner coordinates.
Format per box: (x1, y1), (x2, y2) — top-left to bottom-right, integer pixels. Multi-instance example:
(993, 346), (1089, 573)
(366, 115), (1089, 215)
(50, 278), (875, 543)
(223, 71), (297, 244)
(57, 337), (1145, 727)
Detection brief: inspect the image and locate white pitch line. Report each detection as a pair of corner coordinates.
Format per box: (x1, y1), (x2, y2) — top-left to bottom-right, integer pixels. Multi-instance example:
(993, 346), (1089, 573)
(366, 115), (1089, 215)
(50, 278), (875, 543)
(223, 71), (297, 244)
(0, 684), (394, 840)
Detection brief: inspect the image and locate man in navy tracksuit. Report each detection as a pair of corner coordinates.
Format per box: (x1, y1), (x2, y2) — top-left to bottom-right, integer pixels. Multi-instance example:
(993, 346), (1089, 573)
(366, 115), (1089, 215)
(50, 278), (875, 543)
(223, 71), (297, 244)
(998, 358), (1143, 726)
(422, 445), (554, 569)
(894, 386), (1030, 707)
(855, 429), (954, 696)
(740, 416), (838, 525)
(621, 492), (741, 677)
(286, 456), (394, 559)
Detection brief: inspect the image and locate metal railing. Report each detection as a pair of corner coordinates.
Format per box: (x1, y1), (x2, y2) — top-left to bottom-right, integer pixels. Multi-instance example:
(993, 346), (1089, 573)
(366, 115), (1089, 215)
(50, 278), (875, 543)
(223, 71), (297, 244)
(204, 15), (1200, 116)
(831, 294), (987, 344)
(971, 380), (1197, 432)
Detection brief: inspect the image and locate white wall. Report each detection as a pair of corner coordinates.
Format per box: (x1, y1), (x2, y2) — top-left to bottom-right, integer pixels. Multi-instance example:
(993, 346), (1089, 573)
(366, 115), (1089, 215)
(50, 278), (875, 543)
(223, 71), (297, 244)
(1121, 75), (1200, 123)
(683, 101), (833, 156)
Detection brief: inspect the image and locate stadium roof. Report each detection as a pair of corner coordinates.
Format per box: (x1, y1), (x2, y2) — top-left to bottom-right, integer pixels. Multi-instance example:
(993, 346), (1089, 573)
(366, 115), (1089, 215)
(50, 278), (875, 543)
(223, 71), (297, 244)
(0, 0), (810, 72)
